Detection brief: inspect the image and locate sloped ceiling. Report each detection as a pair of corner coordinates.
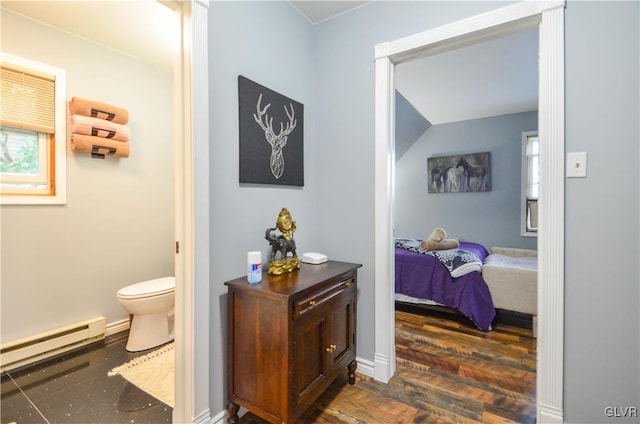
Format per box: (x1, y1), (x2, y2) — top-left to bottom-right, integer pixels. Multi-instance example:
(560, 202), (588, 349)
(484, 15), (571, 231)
(395, 28), (539, 125)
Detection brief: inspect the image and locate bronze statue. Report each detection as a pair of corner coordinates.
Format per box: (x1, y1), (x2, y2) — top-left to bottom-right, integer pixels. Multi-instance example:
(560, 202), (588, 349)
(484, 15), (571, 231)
(265, 208), (300, 275)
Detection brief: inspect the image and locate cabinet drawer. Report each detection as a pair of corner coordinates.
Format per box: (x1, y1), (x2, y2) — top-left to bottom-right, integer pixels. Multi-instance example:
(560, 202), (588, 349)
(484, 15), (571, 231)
(294, 276), (355, 319)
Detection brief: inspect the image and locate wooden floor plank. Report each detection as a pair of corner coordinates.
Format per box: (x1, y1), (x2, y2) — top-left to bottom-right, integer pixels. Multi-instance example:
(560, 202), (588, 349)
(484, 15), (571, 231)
(240, 309), (536, 423)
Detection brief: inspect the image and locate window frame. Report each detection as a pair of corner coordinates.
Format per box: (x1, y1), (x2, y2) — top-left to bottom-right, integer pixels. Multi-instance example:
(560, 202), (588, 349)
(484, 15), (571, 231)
(1, 52), (66, 205)
(521, 130), (539, 236)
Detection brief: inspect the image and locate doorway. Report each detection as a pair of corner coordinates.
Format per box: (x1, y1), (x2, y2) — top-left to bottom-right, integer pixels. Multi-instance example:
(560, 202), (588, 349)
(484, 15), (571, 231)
(373, 2), (565, 423)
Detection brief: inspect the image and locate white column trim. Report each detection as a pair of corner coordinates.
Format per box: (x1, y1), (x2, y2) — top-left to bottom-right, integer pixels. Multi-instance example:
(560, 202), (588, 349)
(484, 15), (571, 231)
(536, 4), (565, 423)
(173, 1), (193, 421)
(374, 53), (396, 383)
(191, 0), (210, 420)
(174, 1), (210, 423)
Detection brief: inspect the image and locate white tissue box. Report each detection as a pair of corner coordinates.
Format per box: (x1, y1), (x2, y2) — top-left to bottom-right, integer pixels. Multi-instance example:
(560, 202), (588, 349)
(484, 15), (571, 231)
(301, 252), (327, 264)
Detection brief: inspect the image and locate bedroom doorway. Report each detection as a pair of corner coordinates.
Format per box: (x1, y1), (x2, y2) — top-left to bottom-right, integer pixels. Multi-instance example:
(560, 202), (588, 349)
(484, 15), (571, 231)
(373, 2), (565, 423)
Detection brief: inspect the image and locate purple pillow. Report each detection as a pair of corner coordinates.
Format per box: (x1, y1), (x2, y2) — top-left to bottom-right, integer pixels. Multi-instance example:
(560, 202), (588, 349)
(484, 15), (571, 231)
(458, 241), (489, 263)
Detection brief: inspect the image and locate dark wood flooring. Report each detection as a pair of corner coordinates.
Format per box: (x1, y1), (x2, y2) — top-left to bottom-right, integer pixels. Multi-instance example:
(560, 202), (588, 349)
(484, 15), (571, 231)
(242, 308), (536, 423)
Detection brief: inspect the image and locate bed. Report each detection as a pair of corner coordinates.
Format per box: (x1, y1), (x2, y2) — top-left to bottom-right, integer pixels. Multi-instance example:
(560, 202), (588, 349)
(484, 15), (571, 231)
(395, 239), (495, 330)
(482, 247), (538, 335)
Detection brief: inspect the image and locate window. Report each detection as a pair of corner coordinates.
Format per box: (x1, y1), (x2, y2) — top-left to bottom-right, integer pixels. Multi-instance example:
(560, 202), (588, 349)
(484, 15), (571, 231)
(522, 131), (539, 235)
(1, 53), (66, 204)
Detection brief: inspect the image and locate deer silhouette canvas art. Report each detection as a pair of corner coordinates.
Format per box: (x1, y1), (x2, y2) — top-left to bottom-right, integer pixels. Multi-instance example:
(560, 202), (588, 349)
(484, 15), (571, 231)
(238, 75), (304, 186)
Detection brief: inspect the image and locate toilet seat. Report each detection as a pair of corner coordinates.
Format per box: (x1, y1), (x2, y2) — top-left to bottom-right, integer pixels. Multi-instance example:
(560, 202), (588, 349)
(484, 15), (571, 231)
(117, 276), (175, 300)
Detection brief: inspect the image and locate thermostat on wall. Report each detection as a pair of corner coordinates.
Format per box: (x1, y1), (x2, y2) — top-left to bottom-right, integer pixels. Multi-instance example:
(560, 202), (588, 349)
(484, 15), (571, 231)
(301, 252), (328, 264)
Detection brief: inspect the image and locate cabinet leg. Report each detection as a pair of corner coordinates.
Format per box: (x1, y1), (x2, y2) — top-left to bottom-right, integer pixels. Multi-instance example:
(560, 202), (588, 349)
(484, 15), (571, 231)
(347, 360), (357, 385)
(226, 402), (240, 424)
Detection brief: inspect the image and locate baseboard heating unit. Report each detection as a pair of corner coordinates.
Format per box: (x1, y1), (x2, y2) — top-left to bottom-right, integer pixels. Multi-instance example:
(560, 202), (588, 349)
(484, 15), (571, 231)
(1, 317), (106, 372)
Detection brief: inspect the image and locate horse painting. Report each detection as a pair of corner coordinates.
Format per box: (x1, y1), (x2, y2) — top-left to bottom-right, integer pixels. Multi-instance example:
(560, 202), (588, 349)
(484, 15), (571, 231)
(427, 152), (491, 193)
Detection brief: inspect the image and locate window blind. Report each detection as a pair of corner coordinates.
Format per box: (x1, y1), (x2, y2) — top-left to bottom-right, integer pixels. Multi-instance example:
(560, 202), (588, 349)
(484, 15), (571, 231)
(1, 64), (55, 134)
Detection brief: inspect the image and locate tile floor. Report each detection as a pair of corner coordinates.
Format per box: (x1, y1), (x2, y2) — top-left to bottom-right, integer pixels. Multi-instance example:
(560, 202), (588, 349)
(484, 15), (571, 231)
(1, 331), (172, 424)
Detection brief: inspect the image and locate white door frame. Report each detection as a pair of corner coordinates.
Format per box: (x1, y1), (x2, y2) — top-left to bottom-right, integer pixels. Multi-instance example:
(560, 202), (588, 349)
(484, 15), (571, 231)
(172, 0), (209, 422)
(373, 2), (565, 423)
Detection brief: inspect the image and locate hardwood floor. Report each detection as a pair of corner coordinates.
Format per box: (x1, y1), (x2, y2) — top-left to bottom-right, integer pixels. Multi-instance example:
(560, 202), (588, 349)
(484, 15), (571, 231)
(241, 308), (536, 424)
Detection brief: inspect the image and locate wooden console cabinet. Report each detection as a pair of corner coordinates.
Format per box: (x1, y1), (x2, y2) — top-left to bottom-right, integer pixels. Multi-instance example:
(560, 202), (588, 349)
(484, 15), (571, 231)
(225, 261), (361, 424)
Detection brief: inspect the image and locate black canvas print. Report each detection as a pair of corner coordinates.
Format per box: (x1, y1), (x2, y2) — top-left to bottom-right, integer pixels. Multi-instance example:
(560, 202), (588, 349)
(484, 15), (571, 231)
(238, 75), (304, 186)
(427, 152), (491, 193)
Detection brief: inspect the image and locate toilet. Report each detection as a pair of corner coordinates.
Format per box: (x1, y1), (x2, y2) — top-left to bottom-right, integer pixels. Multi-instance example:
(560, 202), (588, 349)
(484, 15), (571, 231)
(117, 276), (175, 352)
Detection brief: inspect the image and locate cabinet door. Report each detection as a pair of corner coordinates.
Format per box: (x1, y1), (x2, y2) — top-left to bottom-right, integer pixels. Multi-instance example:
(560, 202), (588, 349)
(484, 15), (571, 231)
(292, 312), (327, 408)
(228, 289), (286, 422)
(326, 287), (356, 371)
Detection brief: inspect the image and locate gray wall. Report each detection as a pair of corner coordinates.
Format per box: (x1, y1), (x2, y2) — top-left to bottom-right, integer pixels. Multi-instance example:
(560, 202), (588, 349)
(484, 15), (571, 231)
(208, 1), (315, 414)
(309, 0), (505, 366)
(564, 1), (639, 422)
(206, 1), (639, 422)
(0, 11), (174, 343)
(395, 111), (538, 251)
(396, 91), (431, 160)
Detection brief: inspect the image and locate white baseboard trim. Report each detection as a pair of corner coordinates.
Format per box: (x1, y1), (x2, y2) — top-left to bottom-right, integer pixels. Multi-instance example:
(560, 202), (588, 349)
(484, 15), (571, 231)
(210, 407), (245, 424)
(196, 408), (214, 423)
(373, 352), (393, 383)
(538, 403), (563, 423)
(356, 356), (375, 378)
(105, 318), (129, 337)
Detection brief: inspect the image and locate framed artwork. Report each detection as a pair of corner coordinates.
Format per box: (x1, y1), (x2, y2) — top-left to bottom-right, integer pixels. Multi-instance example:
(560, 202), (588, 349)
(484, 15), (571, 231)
(427, 152), (491, 193)
(238, 75), (304, 186)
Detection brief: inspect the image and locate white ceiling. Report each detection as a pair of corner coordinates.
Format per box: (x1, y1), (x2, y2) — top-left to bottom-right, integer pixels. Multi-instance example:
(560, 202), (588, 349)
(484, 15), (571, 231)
(2, 0), (538, 124)
(1, 0), (178, 72)
(290, 1), (372, 24)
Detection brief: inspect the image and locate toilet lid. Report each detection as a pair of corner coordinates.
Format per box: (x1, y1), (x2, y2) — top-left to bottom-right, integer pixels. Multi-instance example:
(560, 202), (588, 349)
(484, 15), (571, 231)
(118, 276), (175, 299)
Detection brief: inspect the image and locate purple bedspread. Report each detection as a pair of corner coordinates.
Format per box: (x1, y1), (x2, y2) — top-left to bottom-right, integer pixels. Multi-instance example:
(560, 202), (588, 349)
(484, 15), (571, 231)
(395, 241), (495, 330)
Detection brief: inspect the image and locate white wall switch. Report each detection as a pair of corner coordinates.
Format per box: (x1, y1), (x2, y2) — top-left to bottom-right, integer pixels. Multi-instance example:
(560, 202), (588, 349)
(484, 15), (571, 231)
(567, 152), (587, 178)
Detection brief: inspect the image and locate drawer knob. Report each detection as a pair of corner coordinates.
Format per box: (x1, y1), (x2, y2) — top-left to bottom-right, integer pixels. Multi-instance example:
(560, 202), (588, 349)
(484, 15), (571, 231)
(325, 344), (337, 352)
(309, 300), (316, 307)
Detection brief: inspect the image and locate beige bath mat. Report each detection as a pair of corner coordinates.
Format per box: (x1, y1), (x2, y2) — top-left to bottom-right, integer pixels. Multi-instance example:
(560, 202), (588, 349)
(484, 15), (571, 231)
(108, 342), (174, 407)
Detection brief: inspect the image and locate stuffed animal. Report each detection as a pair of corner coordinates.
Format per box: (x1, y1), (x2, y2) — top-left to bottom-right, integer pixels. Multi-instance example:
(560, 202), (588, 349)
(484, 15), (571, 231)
(420, 227), (459, 251)
(420, 238), (460, 251)
(427, 227), (447, 242)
